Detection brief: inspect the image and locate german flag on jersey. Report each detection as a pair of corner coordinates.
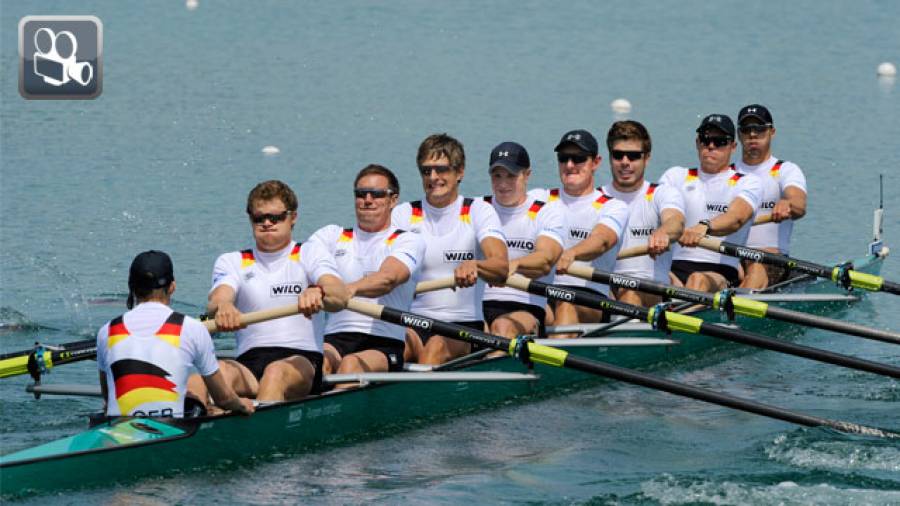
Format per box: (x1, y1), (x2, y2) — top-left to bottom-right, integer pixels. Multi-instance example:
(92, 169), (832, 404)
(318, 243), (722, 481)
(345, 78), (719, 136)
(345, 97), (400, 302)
(645, 182), (659, 201)
(155, 312), (185, 348)
(339, 228), (354, 242)
(240, 249), (255, 269)
(548, 188), (560, 202)
(410, 201), (424, 224)
(111, 358), (178, 415)
(290, 242), (301, 262)
(385, 229), (405, 246)
(459, 198), (473, 224)
(686, 168), (699, 182)
(769, 160), (784, 178)
(527, 200), (546, 220)
(107, 316), (129, 348)
(592, 191), (612, 210)
(728, 172), (745, 186)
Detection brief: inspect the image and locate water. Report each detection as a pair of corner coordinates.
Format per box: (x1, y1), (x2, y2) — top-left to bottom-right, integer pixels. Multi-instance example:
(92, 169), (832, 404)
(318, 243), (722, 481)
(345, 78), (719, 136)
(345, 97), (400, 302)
(2, 0), (899, 503)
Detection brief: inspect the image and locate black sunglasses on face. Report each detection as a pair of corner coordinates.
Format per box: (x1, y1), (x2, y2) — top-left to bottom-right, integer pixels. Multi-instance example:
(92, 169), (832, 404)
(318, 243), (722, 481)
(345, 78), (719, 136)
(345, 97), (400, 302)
(611, 150), (644, 161)
(418, 165), (453, 176)
(698, 135), (732, 148)
(354, 188), (394, 199)
(738, 124), (772, 136)
(250, 210), (292, 224)
(557, 153), (589, 164)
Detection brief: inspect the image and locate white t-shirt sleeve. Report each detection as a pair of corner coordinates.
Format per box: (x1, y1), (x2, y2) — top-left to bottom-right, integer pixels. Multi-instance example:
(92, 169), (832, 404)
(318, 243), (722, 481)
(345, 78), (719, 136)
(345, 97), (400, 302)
(658, 166), (685, 189)
(300, 240), (343, 284)
(528, 187), (549, 201)
(211, 253), (242, 294)
(391, 202), (412, 229)
(596, 199), (629, 239)
(186, 319), (219, 377)
(779, 161), (807, 194)
(734, 173), (763, 210)
(471, 199), (505, 243)
(655, 183), (686, 214)
(307, 224), (341, 255)
(536, 201), (565, 247)
(389, 231), (426, 276)
(96, 322), (109, 372)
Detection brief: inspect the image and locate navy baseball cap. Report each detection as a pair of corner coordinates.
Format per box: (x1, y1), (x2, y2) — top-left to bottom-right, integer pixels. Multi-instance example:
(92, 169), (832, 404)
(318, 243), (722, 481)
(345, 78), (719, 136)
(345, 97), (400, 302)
(128, 250), (174, 308)
(696, 114), (736, 138)
(738, 104), (773, 125)
(489, 141), (531, 173)
(554, 129), (599, 156)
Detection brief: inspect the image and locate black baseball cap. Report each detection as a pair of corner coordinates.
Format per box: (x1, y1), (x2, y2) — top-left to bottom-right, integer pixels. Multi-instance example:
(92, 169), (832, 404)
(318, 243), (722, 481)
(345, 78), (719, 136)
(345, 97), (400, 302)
(696, 114), (736, 139)
(738, 104), (773, 125)
(127, 250), (174, 308)
(554, 129), (598, 156)
(489, 141), (530, 173)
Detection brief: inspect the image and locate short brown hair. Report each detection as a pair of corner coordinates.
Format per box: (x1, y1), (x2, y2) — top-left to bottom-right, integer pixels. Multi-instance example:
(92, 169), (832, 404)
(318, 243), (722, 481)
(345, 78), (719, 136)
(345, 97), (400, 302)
(417, 133), (465, 170)
(246, 180), (298, 214)
(354, 164), (400, 195)
(606, 120), (652, 154)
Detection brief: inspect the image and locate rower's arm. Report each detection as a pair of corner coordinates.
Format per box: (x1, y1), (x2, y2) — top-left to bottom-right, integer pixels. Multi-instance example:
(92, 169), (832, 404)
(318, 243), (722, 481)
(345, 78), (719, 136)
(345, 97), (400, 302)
(349, 257), (411, 298)
(477, 236), (510, 285)
(569, 223), (618, 261)
(777, 186), (807, 221)
(707, 198), (755, 236)
(513, 236), (563, 278)
(658, 208), (686, 241)
(316, 273), (351, 312)
(203, 370), (254, 416)
(207, 285), (237, 316)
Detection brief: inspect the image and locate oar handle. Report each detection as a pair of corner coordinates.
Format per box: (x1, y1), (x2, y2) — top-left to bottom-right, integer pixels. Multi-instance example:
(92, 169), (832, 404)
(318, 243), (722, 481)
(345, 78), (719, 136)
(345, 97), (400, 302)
(697, 236), (724, 252)
(616, 245), (649, 259)
(754, 214), (774, 225)
(346, 298), (385, 318)
(564, 263), (597, 281)
(203, 304), (300, 333)
(415, 277), (457, 294)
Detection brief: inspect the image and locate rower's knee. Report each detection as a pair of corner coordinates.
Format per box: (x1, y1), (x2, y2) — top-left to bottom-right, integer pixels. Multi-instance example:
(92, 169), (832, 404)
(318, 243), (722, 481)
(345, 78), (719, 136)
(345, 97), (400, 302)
(490, 318), (517, 339)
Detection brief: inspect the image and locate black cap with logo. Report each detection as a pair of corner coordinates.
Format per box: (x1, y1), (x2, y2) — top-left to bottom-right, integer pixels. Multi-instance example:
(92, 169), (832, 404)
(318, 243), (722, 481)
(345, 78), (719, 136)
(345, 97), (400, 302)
(554, 129), (599, 156)
(696, 114), (736, 139)
(127, 250), (174, 309)
(489, 141), (531, 173)
(738, 104), (773, 125)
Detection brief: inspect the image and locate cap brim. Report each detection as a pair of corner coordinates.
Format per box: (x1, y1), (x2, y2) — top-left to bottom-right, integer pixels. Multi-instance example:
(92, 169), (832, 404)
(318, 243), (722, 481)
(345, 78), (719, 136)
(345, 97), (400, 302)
(696, 125), (733, 137)
(490, 161), (526, 173)
(738, 113), (771, 125)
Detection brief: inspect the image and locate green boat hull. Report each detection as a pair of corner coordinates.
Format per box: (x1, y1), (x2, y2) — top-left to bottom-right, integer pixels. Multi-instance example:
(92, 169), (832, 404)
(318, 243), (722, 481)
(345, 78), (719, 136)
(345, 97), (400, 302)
(0, 252), (884, 496)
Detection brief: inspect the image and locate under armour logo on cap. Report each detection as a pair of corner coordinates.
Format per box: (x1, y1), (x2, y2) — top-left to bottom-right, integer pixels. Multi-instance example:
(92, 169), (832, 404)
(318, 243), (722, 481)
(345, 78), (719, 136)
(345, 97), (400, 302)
(498, 151), (509, 157)
(567, 134), (581, 141)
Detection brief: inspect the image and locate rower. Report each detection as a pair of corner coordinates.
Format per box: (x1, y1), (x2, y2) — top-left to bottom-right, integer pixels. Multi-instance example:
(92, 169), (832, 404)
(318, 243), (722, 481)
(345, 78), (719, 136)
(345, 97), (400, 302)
(482, 141), (564, 340)
(392, 133), (509, 365)
(660, 114), (763, 291)
(599, 121), (685, 306)
(532, 129), (629, 332)
(189, 180), (350, 404)
(97, 251), (254, 418)
(734, 104), (808, 289)
(310, 165), (425, 378)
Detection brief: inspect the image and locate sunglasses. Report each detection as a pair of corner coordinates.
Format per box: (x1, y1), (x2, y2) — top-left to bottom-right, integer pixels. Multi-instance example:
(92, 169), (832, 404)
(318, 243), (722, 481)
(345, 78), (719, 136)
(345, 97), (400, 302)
(698, 135), (732, 148)
(738, 124), (772, 135)
(418, 165), (454, 176)
(557, 153), (590, 164)
(611, 150), (644, 161)
(354, 188), (394, 199)
(249, 210), (292, 224)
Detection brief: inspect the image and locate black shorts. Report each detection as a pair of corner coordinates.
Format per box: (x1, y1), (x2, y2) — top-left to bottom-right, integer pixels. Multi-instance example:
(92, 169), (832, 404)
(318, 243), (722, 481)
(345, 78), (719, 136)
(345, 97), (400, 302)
(551, 285), (611, 323)
(482, 300), (546, 336)
(236, 347), (324, 394)
(671, 260), (740, 287)
(324, 332), (405, 372)
(411, 319), (485, 345)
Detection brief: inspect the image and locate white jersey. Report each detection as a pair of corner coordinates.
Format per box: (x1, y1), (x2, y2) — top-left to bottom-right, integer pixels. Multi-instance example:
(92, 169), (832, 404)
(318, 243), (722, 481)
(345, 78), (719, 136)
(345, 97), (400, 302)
(734, 156), (807, 254)
(211, 240), (341, 356)
(96, 302), (219, 418)
(309, 224), (425, 341)
(391, 195), (505, 321)
(529, 187), (629, 296)
(601, 181), (685, 284)
(482, 195), (565, 307)
(660, 166), (763, 269)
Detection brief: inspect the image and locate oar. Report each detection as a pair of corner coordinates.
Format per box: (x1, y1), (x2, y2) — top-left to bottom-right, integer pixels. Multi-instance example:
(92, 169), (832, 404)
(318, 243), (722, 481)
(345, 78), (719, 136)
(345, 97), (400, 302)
(615, 215), (778, 260)
(568, 266), (900, 346)
(345, 298), (897, 438)
(698, 237), (900, 295)
(0, 303), (304, 380)
(502, 276), (900, 380)
(415, 277), (458, 294)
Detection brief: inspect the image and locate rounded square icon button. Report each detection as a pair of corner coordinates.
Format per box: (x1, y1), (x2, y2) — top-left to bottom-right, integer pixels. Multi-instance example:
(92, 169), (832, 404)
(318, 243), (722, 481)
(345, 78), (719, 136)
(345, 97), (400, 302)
(19, 15), (103, 100)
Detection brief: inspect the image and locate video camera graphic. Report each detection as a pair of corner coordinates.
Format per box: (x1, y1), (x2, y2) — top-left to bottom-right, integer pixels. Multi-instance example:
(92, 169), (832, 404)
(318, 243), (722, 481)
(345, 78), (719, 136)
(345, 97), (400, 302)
(19, 15), (103, 99)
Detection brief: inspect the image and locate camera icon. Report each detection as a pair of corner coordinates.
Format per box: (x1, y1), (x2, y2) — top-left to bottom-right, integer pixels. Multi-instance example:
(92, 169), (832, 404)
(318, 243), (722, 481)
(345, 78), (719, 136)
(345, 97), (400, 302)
(33, 28), (94, 87)
(19, 15), (102, 100)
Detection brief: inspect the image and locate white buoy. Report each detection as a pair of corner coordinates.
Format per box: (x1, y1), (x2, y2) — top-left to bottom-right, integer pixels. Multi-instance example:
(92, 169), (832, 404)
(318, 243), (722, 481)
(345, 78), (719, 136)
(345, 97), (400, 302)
(186, 0), (199, 11)
(261, 145), (280, 156)
(877, 62), (897, 77)
(610, 98), (632, 114)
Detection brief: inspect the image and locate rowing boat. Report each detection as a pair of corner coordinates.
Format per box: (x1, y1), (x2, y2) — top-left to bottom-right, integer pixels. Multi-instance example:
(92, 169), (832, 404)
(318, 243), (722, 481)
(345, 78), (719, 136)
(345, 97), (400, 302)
(0, 245), (888, 496)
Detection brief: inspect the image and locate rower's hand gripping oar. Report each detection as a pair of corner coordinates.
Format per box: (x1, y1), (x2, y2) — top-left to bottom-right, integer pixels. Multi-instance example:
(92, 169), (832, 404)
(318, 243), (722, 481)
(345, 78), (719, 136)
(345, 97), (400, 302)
(503, 275), (900, 380)
(1, 303), (307, 381)
(345, 298), (898, 439)
(568, 265), (900, 346)
(698, 237), (900, 296)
